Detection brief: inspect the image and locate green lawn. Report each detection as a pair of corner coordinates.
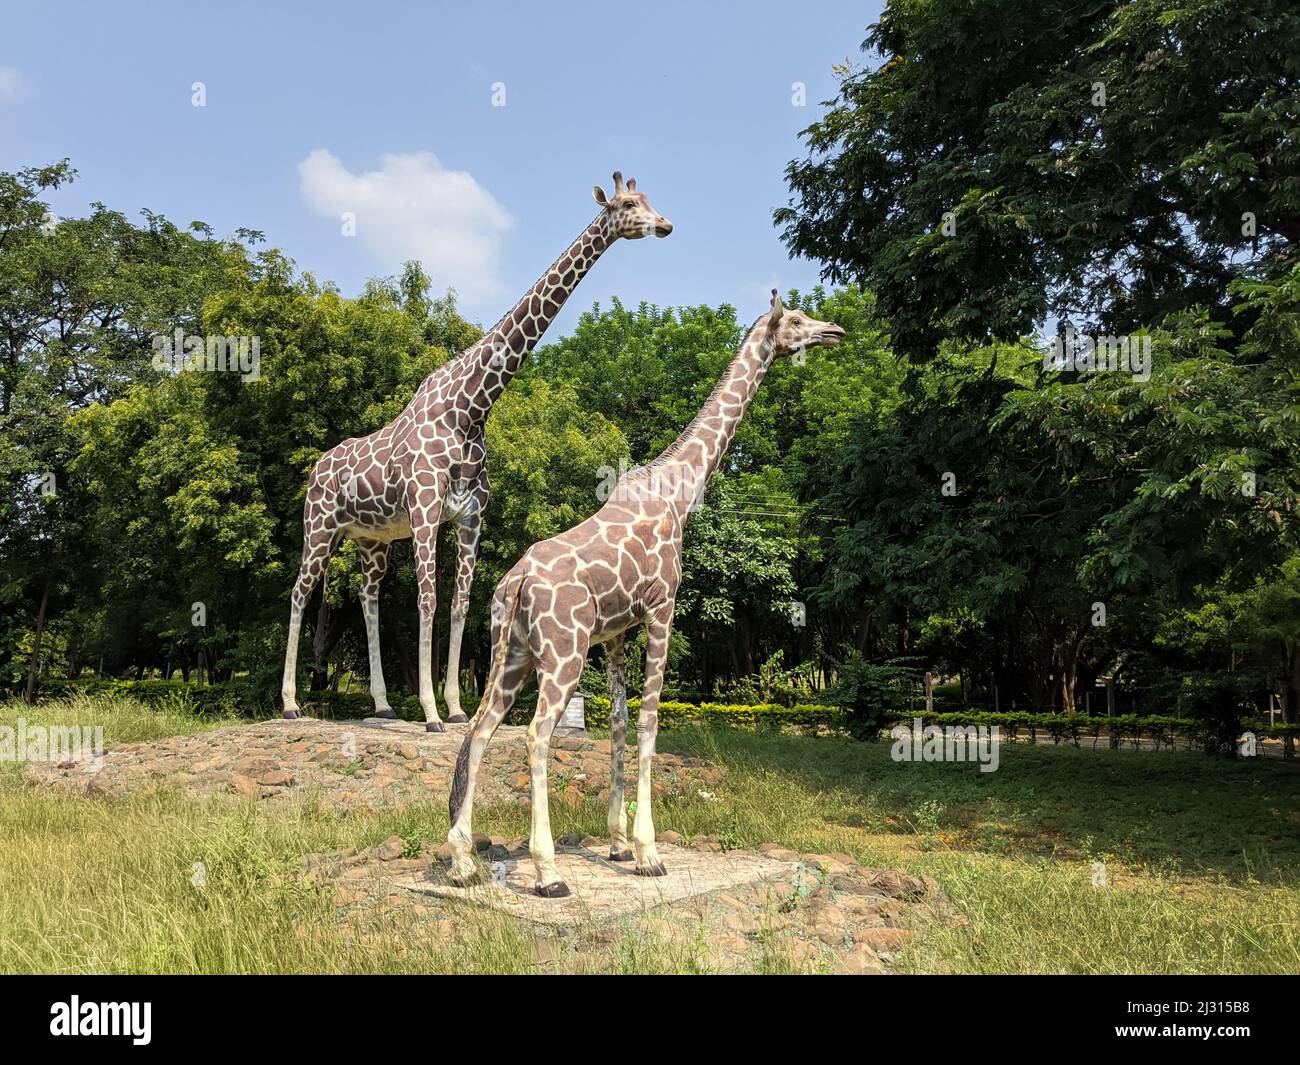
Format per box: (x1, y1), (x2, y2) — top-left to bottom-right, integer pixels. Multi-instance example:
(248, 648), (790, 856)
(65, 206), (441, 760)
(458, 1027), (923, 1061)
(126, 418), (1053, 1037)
(1, 695), (1297, 973)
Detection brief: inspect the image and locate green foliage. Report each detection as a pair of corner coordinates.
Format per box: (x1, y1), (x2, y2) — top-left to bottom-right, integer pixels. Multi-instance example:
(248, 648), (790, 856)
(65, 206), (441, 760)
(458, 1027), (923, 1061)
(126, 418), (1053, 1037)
(825, 654), (923, 740)
(714, 651), (817, 707)
(777, 0), (1300, 358)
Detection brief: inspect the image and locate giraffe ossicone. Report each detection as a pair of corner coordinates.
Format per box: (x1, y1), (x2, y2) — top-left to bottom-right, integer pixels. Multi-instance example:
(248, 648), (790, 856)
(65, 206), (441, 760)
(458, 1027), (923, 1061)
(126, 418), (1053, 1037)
(279, 173), (673, 730)
(446, 290), (845, 896)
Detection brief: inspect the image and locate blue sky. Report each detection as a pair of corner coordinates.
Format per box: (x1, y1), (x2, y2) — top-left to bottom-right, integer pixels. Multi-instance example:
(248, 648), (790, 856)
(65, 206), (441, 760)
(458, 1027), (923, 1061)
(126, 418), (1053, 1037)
(0, 0), (884, 335)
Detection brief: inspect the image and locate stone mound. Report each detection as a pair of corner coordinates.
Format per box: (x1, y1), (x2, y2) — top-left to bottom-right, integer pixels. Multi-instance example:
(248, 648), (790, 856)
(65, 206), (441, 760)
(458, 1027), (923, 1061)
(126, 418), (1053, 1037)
(304, 833), (957, 974)
(24, 717), (722, 812)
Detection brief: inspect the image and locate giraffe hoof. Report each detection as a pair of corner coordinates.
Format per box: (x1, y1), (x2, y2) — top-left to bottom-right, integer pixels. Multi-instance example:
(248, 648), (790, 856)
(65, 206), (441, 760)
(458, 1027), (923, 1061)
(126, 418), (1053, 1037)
(635, 862), (668, 878)
(534, 881), (571, 899)
(608, 849), (634, 862)
(446, 713), (468, 724)
(281, 710), (300, 720)
(373, 708), (397, 719)
(425, 721), (445, 734)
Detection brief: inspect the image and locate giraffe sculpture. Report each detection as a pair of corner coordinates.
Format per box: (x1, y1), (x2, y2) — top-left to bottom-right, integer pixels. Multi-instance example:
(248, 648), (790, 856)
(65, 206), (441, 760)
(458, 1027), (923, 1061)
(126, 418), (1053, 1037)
(447, 291), (845, 894)
(280, 172), (673, 731)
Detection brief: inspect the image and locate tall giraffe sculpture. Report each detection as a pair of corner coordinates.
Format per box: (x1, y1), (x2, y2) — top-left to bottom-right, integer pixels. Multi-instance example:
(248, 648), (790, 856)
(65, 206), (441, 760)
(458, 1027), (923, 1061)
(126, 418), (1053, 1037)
(447, 292), (845, 895)
(281, 172), (673, 731)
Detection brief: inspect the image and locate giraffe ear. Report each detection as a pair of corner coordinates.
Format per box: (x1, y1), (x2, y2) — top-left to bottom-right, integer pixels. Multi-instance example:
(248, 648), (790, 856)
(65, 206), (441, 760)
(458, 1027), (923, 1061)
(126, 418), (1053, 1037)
(593, 185), (610, 208)
(768, 288), (785, 328)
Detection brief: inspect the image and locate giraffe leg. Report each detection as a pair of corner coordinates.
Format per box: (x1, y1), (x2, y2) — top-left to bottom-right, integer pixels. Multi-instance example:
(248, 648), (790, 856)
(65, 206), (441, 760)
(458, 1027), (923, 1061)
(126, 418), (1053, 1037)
(443, 500), (482, 724)
(527, 601), (591, 897)
(280, 526), (337, 719)
(409, 481), (447, 731)
(632, 606), (674, 876)
(355, 538), (393, 716)
(447, 641), (532, 885)
(605, 634), (633, 861)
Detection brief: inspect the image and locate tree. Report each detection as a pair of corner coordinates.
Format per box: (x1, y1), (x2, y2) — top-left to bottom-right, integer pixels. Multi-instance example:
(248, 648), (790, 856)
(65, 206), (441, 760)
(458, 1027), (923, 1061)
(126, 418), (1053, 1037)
(777, 0), (1300, 359)
(0, 161), (246, 693)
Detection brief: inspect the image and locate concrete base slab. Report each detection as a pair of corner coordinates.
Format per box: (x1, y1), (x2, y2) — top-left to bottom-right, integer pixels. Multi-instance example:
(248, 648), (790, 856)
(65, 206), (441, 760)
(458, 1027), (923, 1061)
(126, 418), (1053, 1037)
(396, 842), (797, 927)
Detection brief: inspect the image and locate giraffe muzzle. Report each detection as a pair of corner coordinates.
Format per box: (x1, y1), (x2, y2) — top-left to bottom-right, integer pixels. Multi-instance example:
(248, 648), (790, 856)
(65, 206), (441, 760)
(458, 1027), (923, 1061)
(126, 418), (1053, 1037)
(653, 218), (673, 238)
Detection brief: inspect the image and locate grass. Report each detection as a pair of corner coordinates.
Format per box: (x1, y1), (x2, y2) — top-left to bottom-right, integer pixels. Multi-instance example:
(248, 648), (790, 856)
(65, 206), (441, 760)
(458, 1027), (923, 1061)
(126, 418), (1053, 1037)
(1, 694), (1297, 973)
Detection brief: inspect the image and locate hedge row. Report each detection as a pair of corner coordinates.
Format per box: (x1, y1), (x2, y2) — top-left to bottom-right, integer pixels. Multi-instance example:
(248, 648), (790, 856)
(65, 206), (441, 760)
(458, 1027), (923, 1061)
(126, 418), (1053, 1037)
(25, 680), (1300, 750)
(894, 710), (1300, 748)
(581, 696), (847, 730)
(29, 679), (850, 729)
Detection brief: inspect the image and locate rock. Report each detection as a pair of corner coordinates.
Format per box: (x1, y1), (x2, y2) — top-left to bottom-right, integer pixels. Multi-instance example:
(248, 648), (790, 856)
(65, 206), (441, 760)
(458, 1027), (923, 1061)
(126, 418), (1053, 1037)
(229, 773), (260, 796)
(801, 853), (853, 876)
(472, 833), (491, 852)
(840, 943), (885, 975)
(376, 835), (405, 861)
(855, 927), (913, 953)
(864, 870), (929, 900)
(782, 938), (827, 972)
(396, 744), (420, 760)
(810, 911), (851, 948)
(758, 843), (798, 861)
(258, 769), (295, 787)
(656, 830), (682, 845)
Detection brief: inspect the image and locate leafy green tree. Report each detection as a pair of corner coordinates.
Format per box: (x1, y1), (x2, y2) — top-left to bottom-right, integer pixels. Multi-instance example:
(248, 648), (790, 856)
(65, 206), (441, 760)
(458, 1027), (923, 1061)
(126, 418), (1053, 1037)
(0, 162), (246, 692)
(777, 0), (1299, 358)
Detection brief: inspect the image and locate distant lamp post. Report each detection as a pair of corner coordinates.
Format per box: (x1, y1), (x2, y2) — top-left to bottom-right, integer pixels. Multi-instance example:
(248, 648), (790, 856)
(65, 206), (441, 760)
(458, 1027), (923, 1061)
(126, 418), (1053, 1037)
(1095, 675), (1115, 716)
(554, 689), (589, 738)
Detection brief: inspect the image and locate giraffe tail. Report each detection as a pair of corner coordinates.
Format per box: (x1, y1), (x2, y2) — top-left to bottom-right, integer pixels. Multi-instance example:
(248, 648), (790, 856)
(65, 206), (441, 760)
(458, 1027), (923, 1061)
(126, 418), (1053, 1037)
(449, 572), (525, 824)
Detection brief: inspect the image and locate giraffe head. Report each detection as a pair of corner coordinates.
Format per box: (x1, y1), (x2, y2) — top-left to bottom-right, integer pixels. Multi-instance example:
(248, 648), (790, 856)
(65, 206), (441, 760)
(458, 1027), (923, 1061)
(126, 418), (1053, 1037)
(592, 171), (673, 240)
(764, 290), (845, 357)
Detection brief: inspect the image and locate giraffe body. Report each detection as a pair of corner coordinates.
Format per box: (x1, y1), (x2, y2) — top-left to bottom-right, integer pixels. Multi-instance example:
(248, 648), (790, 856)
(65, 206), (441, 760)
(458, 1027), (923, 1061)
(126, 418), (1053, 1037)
(280, 174), (671, 729)
(448, 292), (845, 892)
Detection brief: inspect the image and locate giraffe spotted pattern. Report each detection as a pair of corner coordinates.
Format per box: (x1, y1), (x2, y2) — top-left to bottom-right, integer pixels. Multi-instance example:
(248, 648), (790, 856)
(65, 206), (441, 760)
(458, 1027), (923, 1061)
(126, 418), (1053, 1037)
(448, 291), (845, 895)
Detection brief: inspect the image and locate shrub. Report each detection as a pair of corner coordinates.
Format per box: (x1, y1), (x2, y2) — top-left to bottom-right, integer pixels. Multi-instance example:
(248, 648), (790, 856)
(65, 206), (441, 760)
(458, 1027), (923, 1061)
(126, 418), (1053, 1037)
(825, 654), (922, 740)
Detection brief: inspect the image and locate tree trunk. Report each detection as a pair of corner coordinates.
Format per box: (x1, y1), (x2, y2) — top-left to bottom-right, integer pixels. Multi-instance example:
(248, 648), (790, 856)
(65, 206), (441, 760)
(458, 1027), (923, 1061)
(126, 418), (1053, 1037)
(1284, 642), (1299, 761)
(23, 578), (51, 702)
(394, 615), (418, 697)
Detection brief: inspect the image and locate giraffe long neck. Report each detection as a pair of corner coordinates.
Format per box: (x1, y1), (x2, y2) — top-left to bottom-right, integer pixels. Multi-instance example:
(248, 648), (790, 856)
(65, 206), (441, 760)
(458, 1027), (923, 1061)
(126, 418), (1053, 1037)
(443, 213), (614, 421)
(648, 323), (774, 519)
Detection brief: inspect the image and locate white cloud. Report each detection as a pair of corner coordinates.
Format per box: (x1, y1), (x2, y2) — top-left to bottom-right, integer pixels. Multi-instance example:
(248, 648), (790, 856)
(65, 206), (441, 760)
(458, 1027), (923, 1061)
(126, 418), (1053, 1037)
(298, 149), (513, 305)
(0, 66), (27, 103)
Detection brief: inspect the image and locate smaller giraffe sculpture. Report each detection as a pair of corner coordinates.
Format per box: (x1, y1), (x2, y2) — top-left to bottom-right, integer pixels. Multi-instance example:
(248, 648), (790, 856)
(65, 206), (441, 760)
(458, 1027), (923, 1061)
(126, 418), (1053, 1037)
(447, 291), (845, 896)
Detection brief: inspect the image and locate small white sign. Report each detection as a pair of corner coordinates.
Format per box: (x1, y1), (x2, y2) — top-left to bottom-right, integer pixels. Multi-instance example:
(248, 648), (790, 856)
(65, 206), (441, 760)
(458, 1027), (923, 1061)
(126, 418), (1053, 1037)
(558, 693), (586, 735)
